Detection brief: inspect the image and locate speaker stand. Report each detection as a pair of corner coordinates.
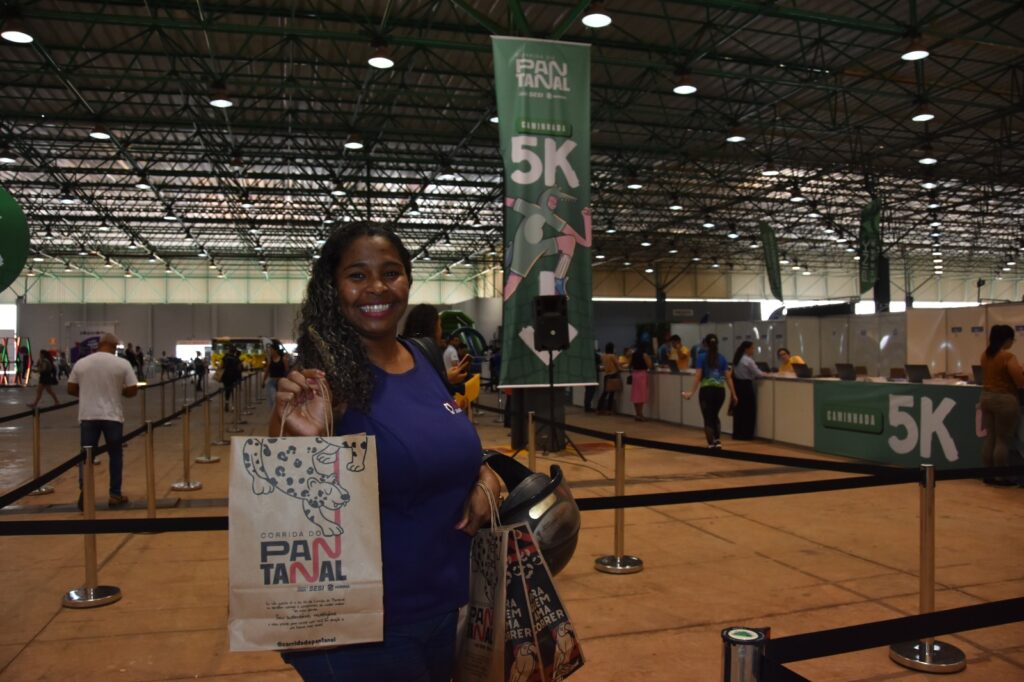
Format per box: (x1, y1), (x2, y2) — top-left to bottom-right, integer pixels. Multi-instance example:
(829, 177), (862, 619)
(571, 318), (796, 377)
(540, 349), (586, 462)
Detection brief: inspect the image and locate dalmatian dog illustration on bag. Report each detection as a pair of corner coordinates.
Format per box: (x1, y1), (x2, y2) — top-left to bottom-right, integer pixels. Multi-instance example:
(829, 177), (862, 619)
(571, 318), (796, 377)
(241, 436), (368, 536)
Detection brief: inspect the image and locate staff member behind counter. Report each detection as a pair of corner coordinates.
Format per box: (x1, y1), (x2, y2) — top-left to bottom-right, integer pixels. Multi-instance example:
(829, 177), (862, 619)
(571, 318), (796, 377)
(979, 324), (1024, 486)
(776, 347), (805, 374)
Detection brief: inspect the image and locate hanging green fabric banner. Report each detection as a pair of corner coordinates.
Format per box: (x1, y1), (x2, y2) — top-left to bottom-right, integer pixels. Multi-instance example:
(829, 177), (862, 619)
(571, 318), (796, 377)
(859, 198), (882, 294)
(492, 37), (594, 387)
(759, 222), (783, 302)
(0, 188), (30, 294)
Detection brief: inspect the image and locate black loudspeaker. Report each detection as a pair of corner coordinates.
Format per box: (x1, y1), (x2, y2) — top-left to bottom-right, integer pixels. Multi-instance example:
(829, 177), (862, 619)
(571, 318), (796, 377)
(533, 295), (569, 351)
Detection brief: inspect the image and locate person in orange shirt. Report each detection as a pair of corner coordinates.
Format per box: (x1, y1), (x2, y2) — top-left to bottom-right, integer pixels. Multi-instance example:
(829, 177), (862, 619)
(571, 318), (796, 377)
(979, 325), (1024, 485)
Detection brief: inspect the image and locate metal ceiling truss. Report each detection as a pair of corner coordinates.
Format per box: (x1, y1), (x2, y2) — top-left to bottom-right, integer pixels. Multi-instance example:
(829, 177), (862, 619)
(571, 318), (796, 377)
(0, 0), (1021, 291)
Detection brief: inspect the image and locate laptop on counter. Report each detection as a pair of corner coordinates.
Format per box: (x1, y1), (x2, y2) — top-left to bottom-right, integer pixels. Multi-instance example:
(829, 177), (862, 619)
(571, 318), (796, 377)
(905, 364), (932, 383)
(792, 363), (813, 378)
(835, 363), (857, 381)
(756, 361), (771, 372)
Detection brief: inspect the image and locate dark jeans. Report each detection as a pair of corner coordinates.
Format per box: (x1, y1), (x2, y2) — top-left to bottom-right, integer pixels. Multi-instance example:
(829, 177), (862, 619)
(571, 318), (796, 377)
(79, 420), (124, 496)
(597, 375), (618, 412)
(583, 384), (597, 410)
(733, 379), (756, 440)
(282, 610), (457, 682)
(698, 385), (725, 445)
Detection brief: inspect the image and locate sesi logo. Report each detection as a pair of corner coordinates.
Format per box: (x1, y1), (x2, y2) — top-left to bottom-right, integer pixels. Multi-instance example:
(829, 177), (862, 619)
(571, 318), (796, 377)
(443, 400), (464, 415)
(887, 394), (958, 462)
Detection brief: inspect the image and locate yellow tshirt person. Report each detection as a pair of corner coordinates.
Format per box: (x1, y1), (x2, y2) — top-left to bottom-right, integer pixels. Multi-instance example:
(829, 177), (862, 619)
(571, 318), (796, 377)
(776, 347), (805, 374)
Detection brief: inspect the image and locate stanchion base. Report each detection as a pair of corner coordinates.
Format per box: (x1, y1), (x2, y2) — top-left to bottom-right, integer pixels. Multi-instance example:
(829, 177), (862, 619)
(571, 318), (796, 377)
(211, 439), (230, 445)
(889, 640), (967, 673)
(29, 485), (55, 496)
(171, 480), (203, 491)
(63, 585), (122, 608)
(194, 455), (221, 464)
(594, 555), (644, 574)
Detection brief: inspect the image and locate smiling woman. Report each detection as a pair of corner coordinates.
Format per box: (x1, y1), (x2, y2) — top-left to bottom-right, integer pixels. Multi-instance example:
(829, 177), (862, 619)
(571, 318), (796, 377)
(268, 222), (502, 681)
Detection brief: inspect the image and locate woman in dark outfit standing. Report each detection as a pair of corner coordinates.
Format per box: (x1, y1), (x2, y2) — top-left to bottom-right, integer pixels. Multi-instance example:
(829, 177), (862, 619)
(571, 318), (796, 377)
(730, 341), (765, 440)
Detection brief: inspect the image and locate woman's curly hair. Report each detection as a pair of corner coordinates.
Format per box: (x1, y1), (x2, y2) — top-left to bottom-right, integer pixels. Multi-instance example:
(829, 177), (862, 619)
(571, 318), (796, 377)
(294, 222), (413, 411)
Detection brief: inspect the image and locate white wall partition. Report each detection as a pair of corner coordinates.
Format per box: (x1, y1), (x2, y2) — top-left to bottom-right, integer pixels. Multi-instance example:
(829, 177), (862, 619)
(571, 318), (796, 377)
(819, 316), (850, 372)
(906, 308), (948, 375)
(946, 307), (987, 374)
(784, 317), (821, 372)
(877, 312), (906, 377)
(849, 314), (882, 376)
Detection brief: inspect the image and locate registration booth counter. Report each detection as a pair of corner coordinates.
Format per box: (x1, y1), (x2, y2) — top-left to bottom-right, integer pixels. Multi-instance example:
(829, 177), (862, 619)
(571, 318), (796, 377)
(574, 371), (989, 469)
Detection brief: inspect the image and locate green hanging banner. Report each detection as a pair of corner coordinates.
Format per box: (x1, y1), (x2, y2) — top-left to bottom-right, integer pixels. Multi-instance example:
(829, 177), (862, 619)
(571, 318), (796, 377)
(859, 198), (882, 294)
(759, 222), (783, 302)
(0, 188), (30, 294)
(492, 37), (594, 387)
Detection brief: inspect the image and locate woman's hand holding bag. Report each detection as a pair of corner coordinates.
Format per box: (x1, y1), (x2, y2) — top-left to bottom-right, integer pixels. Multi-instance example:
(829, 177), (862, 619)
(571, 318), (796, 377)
(271, 369), (330, 437)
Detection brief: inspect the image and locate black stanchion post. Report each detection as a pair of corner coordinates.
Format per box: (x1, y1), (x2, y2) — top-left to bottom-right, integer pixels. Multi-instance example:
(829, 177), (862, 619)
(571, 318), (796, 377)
(594, 431), (643, 574)
(29, 408), (54, 496)
(139, 385), (147, 425)
(889, 464), (966, 673)
(528, 411), (537, 472)
(159, 381), (166, 421)
(171, 404), (202, 491)
(721, 627), (768, 681)
(195, 395), (220, 464)
(63, 446), (122, 608)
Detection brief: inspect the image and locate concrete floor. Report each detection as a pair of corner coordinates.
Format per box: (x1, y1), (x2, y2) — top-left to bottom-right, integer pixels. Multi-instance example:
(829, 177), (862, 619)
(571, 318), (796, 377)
(0, 377), (1021, 681)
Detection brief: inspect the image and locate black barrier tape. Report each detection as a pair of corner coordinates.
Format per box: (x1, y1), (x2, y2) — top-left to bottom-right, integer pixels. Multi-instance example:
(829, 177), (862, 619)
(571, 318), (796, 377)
(575, 473), (917, 511)
(0, 515), (229, 536)
(761, 660), (811, 682)
(0, 385), (232, 510)
(0, 451), (85, 510)
(765, 596), (1024, 664)
(935, 464), (1024, 481)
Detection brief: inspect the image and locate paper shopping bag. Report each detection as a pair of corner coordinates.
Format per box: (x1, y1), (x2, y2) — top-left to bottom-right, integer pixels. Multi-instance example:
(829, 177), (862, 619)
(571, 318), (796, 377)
(455, 525), (510, 681)
(228, 434), (383, 652)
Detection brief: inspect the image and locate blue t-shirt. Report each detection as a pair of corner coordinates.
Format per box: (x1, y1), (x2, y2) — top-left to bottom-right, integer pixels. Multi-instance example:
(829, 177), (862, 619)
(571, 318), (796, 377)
(697, 352), (729, 387)
(335, 340), (482, 626)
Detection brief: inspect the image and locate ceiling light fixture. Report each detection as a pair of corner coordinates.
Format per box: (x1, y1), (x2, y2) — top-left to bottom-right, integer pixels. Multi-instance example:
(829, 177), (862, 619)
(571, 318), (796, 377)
(725, 128), (746, 143)
(134, 175), (151, 190)
(640, 236), (652, 247)
(1, 14), (33, 44)
(208, 81), (233, 108)
(581, 2), (612, 28)
(779, 254), (790, 265)
(911, 102), (935, 123)
(669, 198), (683, 211)
(672, 70), (697, 96)
(918, 144), (938, 165)
(711, 262), (721, 269)
(344, 134), (364, 150)
(727, 231), (739, 239)
(626, 177), (643, 190)
(702, 220), (715, 229)
(489, 115), (499, 124)
(88, 123), (111, 140)
(367, 40), (394, 69)
(0, 146), (15, 164)
(163, 210), (178, 221)
(761, 161), (780, 177)
(900, 36), (929, 62)
(789, 188), (806, 202)
(605, 225), (616, 234)
(922, 181), (938, 190)
(595, 252), (606, 260)
(644, 266), (654, 274)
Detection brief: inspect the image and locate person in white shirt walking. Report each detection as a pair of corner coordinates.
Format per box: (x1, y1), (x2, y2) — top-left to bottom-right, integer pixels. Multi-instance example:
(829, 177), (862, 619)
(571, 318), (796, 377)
(68, 333), (139, 509)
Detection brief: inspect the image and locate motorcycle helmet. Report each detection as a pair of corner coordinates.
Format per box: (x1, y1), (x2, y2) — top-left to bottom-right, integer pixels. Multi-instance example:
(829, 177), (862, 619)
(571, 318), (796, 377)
(483, 450), (581, 575)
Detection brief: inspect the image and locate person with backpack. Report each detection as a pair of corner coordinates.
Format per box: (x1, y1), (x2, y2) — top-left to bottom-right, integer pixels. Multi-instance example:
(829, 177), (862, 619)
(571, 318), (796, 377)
(27, 350), (61, 408)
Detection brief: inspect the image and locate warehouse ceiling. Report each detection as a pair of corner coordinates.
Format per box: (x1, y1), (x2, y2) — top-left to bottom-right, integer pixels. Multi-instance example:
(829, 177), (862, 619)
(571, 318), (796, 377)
(1, 0), (1022, 286)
